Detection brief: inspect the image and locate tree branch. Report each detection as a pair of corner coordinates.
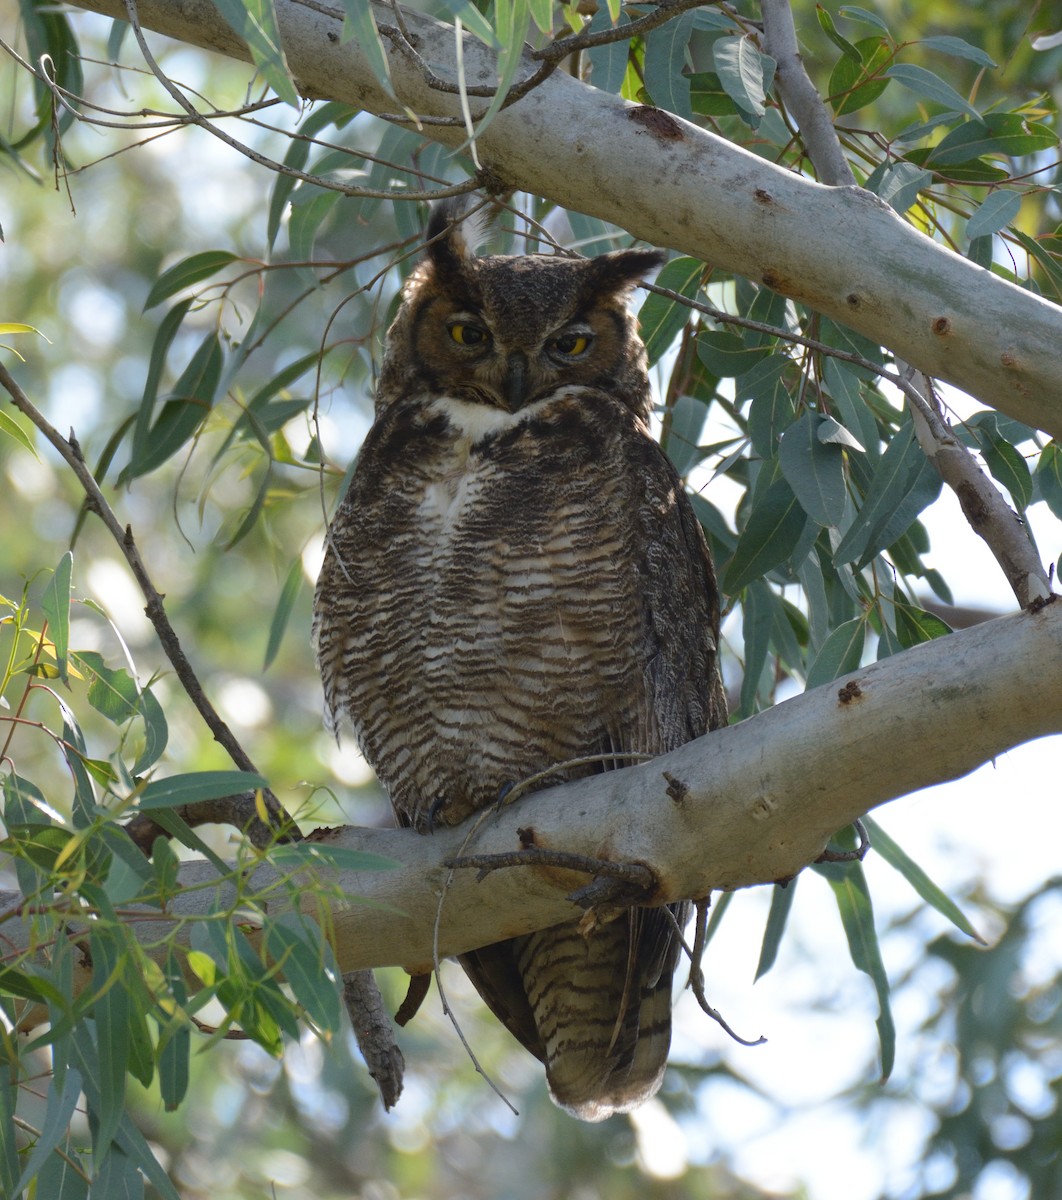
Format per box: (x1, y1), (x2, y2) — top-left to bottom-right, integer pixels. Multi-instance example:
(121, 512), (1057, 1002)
(5, 603), (1060, 1010)
(57, 0), (1062, 439)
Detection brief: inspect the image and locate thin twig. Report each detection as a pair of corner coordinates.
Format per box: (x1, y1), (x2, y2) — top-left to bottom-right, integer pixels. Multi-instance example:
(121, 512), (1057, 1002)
(668, 900), (767, 1048)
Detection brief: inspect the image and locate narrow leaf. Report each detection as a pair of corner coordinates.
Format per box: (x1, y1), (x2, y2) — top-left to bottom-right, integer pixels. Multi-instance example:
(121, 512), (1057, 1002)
(14, 1069), (82, 1195)
(723, 462), (809, 593)
(41, 551), (73, 684)
(755, 880), (798, 980)
(265, 916), (343, 1033)
(818, 861), (896, 1080)
(132, 686), (168, 775)
(863, 816), (984, 942)
(89, 928), (127, 1158)
(212, 0), (298, 106)
(123, 333), (224, 481)
(806, 617), (866, 689)
(341, 0), (396, 99)
(137, 770), (268, 810)
(1035, 442), (1062, 519)
(143, 251), (238, 311)
(0, 407), (39, 457)
(264, 558), (303, 670)
(886, 63), (982, 122)
(920, 35), (997, 69)
(778, 412), (847, 527)
(637, 256), (702, 365)
(966, 191), (1021, 241)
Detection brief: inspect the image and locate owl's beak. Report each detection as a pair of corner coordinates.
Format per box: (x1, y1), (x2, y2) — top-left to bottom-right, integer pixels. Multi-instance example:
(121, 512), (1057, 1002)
(503, 350), (530, 410)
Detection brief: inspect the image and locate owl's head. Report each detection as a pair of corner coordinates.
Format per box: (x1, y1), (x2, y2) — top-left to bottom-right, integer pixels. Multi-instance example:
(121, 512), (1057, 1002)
(377, 199), (665, 419)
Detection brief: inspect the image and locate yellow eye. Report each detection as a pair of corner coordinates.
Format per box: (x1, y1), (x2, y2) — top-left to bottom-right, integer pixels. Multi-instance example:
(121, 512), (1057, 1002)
(554, 331), (590, 356)
(449, 323), (489, 347)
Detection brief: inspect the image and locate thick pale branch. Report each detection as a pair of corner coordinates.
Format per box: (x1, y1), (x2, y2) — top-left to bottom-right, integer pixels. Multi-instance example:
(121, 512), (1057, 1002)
(59, 0), (1062, 437)
(4, 603), (1059, 995)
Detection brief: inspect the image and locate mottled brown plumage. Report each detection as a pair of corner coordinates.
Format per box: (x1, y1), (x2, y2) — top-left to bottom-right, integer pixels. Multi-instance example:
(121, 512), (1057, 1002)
(313, 199), (726, 1120)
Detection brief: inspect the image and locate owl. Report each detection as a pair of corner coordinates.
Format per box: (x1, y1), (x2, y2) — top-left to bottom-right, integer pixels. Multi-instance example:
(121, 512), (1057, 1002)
(313, 198), (727, 1121)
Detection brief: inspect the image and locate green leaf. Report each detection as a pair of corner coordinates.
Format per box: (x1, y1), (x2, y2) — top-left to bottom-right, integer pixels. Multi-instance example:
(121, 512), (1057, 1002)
(925, 113), (1057, 167)
(833, 423), (941, 566)
(739, 580), (773, 715)
(976, 417), (1034, 510)
(865, 160), (932, 214)
(137, 770), (268, 811)
(862, 816), (984, 943)
(0, 963), (67, 1006)
(130, 298), (193, 467)
(143, 251), (238, 311)
(212, 0), (299, 106)
(895, 605), (952, 649)
(37, 1145), (90, 1199)
(966, 191), (1021, 241)
(0, 406), (39, 458)
(743, 356), (796, 459)
(132, 686), (168, 775)
(89, 927), (128, 1158)
(838, 6), (891, 34)
(41, 551), (73, 684)
(0, 1063), (20, 1200)
(464, 0), (533, 145)
(265, 914), (343, 1033)
(806, 617), (866, 688)
(1035, 442), (1062, 519)
(723, 460), (809, 593)
(816, 5), (860, 60)
(88, 1144), (144, 1199)
(77, 651), (139, 724)
(920, 35), (997, 70)
(637, 256), (702, 365)
(586, 9), (631, 95)
(817, 860), (895, 1080)
(755, 880), (798, 980)
(341, 0), (396, 99)
(264, 558), (303, 670)
(696, 330), (771, 377)
(643, 12), (698, 119)
(778, 412), (847, 527)
(158, 950), (191, 1110)
(829, 36), (891, 115)
(123, 333), (224, 481)
(886, 63), (982, 122)
(712, 35), (772, 121)
(13, 1068), (82, 1196)
(662, 395), (710, 476)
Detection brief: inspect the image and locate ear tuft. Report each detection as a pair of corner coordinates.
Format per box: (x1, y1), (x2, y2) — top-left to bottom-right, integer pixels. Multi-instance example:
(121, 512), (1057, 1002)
(425, 197), (492, 273)
(593, 248), (667, 294)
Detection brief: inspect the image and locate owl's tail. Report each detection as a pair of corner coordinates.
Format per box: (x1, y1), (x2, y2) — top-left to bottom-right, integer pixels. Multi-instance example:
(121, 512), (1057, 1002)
(513, 909), (682, 1122)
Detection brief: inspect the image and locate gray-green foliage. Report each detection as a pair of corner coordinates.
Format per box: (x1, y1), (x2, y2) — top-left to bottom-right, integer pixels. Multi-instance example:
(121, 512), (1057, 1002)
(1, 0), (1061, 1195)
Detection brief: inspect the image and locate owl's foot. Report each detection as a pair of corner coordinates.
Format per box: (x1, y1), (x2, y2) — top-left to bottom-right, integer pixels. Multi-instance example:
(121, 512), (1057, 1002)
(426, 796), (449, 831)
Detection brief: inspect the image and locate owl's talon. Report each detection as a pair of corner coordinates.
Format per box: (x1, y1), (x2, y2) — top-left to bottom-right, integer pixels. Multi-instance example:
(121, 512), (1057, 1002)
(426, 796), (449, 832)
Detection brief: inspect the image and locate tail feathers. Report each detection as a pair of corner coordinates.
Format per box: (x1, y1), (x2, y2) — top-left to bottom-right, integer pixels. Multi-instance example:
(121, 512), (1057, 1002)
(513, 914), (678, 1122)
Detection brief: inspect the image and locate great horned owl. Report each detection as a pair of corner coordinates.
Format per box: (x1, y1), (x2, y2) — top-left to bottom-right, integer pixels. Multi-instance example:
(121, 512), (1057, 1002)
(313, 199), (726, 1121)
